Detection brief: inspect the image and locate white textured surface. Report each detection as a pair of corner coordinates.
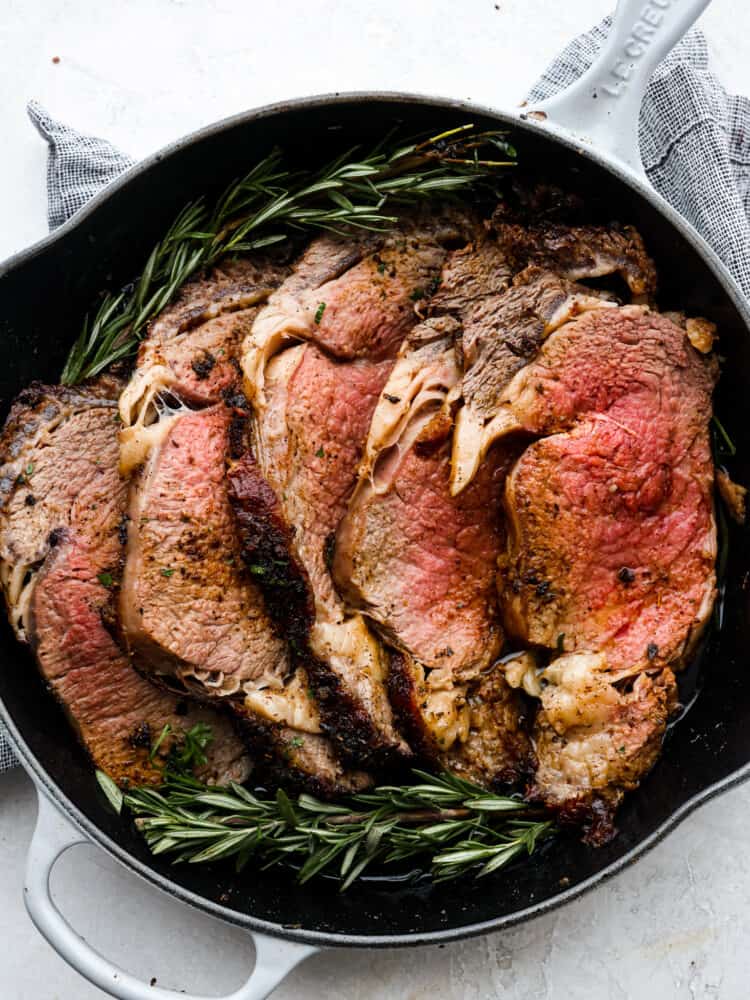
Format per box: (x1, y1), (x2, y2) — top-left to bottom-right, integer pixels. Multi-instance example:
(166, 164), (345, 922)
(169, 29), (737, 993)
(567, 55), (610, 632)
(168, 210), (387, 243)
(1, 1), (750, 997)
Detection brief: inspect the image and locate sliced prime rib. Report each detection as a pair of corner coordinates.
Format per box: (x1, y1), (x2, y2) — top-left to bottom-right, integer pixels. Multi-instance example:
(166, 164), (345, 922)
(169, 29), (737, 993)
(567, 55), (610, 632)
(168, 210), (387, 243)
(331, 242), (532, 784)
(119, 399), (368, 794)
(449, 220), (658, 496)
(119, 256), (289, 473)
(451, 266), (620, 495)
(491, 305), (718, 835)
(120, 404), (289, 698)
(0, 381), (250, 786)
(129, 256), (288, 400)
(117, 255), (368, 793)
(241, 211), (476, 767)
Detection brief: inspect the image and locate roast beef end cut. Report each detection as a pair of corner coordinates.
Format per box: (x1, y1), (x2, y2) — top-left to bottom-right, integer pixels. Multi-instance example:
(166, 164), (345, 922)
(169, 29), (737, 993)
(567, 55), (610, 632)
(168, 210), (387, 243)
(118, 256), (289, 464)
(493, 219), (658, 299)
(526, 654), (678, 844)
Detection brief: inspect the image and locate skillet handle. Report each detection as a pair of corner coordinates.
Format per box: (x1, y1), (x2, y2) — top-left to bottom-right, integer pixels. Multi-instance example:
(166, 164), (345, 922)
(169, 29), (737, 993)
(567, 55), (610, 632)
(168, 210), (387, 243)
(24, 790), (317, 1000)
(527, 0), (711, 176)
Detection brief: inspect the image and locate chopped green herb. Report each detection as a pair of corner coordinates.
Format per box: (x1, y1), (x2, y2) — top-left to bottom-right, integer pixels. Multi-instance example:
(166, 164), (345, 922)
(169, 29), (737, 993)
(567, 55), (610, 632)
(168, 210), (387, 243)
(25, 462), (35, 477)
(314, 302), (326, 325)
(160, 567), (175, 578)
(377, 261), (387, 275)
(249, 564), (266, 576)
(288, 736), (305, 750)
(97, 571), (114, 589)
(409, 287), (425, 301)
(165, 722), (213, 775)
(315, 446), (325, 458)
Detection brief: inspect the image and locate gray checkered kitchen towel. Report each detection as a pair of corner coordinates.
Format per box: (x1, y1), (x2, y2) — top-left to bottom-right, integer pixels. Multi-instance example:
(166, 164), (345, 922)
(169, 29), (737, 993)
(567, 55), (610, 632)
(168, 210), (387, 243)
(0, 107), (134, 772)
(1, 19), (748, 771)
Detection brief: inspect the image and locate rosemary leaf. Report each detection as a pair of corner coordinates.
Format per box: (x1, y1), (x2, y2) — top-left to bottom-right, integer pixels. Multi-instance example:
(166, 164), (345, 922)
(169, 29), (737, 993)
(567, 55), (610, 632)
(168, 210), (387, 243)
(95, 769), (123, 815)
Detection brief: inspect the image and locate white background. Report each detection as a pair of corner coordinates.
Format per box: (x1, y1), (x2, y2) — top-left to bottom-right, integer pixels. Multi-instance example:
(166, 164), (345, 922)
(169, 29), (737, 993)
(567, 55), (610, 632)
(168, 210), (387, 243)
(1, 1), (750, 997)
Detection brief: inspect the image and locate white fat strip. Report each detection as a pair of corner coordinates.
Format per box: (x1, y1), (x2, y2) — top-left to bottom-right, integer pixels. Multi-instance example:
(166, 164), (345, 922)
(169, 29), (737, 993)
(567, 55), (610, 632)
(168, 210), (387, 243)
(501, 650), (543, 698)
(119, 378), (193, 476)
(407, 657), (471, 750)
(241, 294), (312, 406)
(2, 560), (40, 641)
(244, 673), (321, 733)
(364, 337), (460, 496)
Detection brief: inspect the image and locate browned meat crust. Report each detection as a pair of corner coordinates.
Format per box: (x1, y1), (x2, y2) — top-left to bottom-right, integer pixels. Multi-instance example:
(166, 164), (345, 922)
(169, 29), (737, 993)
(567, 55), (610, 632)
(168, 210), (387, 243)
(227, 450), (390, 772)
(389, 652), (534, 788)
(134, 256), (291, 405)
(529, 664), (678, 845)
(233, 697), (370, 797)
(451, 266), (618, 495)
(493, 220), (658, 299)
(228, 452), (313, 649)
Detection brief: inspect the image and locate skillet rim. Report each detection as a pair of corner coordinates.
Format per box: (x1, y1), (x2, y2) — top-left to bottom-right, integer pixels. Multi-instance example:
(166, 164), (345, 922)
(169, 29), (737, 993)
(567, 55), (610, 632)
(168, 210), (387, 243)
(2, 89), (749, 949)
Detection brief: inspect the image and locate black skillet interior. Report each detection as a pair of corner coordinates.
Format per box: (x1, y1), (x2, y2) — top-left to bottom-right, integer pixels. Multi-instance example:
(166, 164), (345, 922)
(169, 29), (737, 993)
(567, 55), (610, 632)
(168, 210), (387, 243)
(1, 96), (749, 945)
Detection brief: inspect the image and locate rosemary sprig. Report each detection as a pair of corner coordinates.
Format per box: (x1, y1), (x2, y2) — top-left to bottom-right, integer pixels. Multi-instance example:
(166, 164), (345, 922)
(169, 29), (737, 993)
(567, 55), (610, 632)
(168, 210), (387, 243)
(61, 124), (516, 385)
(97, 721), (552, 891)
(115, 769), (553, 890)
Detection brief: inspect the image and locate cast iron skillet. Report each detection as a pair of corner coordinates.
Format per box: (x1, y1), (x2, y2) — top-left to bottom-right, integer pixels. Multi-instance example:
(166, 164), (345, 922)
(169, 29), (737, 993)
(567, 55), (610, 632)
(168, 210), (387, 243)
(2, 1), (748, 997)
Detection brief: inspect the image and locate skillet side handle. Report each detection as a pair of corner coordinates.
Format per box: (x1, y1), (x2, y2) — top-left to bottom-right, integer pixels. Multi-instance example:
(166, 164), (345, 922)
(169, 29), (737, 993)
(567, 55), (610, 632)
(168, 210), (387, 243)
(528, 0), (711, 177)
(24, 790), (317, 1000)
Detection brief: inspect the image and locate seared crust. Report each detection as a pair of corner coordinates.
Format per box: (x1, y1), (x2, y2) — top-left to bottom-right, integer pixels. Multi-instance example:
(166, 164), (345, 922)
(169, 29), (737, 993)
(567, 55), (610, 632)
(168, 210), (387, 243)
(529, 661), (678, 844)
(134, 256), (291, 405)
(234, 694), (370, 797)
(493, 220), (658, 299)
(228, 452), (313, 648)
(228, 450), (404, 771)
(390, 652), (534, 787)
(228, 451), (385, 773)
